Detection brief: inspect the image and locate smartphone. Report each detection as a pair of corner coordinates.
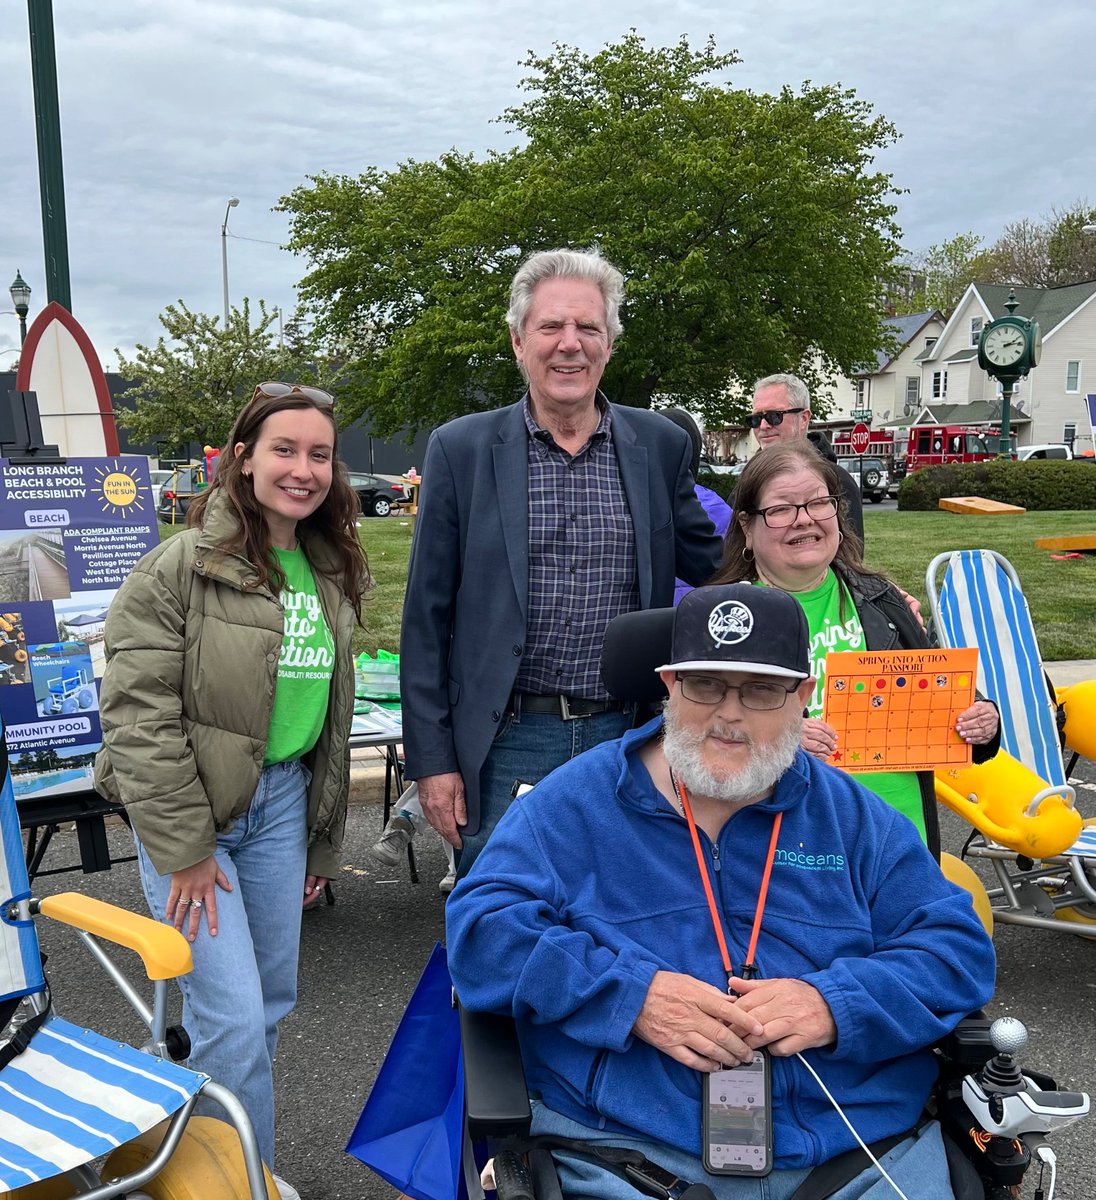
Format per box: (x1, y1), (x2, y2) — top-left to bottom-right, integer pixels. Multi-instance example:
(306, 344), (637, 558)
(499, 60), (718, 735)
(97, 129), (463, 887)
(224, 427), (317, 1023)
(702, 1050), (772, 1176)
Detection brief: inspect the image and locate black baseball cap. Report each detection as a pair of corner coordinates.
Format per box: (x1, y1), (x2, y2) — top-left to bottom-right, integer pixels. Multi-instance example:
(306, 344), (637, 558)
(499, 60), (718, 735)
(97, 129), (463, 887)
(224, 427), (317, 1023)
(656, 584), (810, 681)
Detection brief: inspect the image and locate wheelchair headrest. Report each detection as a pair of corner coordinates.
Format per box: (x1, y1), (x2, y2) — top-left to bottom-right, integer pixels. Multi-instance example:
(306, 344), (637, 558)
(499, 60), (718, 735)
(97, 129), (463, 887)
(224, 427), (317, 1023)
(600, 607), (675, 707)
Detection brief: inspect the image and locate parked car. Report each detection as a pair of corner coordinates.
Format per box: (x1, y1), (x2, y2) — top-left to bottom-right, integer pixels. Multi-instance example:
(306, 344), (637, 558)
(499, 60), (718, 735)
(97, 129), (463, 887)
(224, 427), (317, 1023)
(699, 460), (747, 477)
(156, 465), (206, 523)
(346, 472), (411, 518)
(1016, 443), (1073, 461)
(148, 469), (174, 510)
(839, 457), (890, 503)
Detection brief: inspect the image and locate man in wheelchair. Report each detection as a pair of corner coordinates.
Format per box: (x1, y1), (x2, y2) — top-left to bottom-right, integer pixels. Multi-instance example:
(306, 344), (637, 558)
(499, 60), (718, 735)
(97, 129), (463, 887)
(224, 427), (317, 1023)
(447, 584), (997, 1199)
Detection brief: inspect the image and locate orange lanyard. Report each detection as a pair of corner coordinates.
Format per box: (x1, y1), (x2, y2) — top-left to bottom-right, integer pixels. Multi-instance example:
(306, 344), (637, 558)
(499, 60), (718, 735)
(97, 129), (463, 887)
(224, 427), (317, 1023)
(673, 776), (782, 994)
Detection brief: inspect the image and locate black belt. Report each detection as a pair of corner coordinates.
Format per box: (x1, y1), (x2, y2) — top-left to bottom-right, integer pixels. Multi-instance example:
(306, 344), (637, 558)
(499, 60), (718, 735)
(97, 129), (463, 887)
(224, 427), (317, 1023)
(511, 692), (628, 721)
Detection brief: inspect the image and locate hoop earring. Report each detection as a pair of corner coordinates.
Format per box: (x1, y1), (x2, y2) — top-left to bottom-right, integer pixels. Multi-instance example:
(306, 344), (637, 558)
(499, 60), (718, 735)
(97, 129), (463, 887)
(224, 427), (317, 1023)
(837, 531), (844, 546)
(743, 546), (754, 562)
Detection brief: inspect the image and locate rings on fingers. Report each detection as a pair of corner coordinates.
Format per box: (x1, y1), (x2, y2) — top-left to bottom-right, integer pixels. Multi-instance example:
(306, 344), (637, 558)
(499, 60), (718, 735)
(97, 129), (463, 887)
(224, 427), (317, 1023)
(190, 899), (203, 910)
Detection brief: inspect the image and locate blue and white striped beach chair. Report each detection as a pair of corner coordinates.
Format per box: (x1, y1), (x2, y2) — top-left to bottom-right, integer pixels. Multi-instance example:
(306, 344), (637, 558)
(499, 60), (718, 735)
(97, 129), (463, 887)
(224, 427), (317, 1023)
(927, 549), (1096, 936)
(0, 737), (273, 1198)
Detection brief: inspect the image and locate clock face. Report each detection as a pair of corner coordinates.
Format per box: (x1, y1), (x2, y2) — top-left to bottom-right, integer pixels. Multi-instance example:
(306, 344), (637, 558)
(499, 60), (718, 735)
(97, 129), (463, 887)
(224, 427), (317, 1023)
(1030, 327), (1043, 366)
(983, 323), (1026, 368)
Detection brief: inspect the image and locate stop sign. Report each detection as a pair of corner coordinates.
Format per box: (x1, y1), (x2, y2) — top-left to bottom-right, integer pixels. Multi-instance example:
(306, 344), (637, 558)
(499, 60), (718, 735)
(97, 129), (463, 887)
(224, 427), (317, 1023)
(850, 423), (871, 455)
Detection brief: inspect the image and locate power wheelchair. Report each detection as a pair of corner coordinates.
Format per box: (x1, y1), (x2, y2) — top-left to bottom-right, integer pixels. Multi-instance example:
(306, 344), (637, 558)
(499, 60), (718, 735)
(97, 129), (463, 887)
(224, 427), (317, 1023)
(444, 606), (1090, 1200)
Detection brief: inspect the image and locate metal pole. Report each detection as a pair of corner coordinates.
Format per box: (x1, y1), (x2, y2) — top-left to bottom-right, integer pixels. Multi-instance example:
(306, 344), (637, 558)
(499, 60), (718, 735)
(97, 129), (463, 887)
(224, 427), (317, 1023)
(221, 197), (239, 326)
(998, 379), (1014, 458)
(27, 0), (72, 310)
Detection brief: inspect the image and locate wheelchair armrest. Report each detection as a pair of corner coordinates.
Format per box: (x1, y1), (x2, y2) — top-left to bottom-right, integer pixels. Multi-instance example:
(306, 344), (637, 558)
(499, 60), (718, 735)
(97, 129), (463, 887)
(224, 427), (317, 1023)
(458, 1004), (532, 1140)
(935, 1013), (994, 1073)
(35, 892), (193, 981)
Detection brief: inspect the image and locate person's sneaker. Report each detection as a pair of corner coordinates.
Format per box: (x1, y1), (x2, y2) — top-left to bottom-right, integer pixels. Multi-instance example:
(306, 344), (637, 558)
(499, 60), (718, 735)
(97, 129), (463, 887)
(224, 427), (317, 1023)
(369, 814), (416, 867)
(438, 866), (457, 894)
(272, 1174), (302, 1200)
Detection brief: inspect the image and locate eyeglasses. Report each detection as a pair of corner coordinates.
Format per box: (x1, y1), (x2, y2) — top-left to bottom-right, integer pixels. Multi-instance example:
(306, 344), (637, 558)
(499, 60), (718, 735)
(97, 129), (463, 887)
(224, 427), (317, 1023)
(675, 673), (799, 710)
(748, 496), (839, 528)
(746, 408), (806, 429)
(254, 381), (335, 408)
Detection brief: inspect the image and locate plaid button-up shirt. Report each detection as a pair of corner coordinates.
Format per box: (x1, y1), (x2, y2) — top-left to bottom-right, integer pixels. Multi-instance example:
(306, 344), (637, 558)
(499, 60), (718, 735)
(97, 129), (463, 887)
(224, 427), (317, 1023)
(514, 396), (638, 700)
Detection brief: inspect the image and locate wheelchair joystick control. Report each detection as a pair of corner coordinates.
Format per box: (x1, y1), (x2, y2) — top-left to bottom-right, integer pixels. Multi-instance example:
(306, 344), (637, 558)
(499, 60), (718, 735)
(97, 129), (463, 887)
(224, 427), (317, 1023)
(960, 1017), (1090, 1142)
(978, 1016), (1028, 1096)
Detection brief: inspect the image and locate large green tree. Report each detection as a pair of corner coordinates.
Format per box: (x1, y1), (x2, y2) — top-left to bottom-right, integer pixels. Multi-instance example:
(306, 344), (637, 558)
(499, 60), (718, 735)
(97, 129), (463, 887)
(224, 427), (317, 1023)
(280, 33), (902, 434)
(115, 299), (336, 451)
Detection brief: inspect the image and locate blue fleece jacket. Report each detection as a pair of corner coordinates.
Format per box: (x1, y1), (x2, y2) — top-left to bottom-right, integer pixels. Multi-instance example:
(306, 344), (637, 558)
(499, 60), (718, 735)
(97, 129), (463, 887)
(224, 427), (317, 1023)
(446, 716), (996, 1170)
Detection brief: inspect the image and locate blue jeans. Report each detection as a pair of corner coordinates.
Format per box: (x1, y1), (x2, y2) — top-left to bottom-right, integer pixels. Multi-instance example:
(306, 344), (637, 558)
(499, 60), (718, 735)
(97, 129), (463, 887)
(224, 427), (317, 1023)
(458, 707), (633, 877)
(135, 759), (308, 1171)
(531, 1101), (957, 1200)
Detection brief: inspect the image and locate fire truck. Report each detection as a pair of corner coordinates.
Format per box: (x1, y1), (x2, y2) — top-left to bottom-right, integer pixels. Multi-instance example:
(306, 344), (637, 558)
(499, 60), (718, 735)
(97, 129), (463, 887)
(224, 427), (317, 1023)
(833, 424), (1003, 480)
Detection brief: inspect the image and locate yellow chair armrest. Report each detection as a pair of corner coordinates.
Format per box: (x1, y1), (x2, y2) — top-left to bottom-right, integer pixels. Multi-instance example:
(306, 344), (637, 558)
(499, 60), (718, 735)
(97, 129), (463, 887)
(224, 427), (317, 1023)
(935, 752), (1081, 859)
(38, 892), (193, 981)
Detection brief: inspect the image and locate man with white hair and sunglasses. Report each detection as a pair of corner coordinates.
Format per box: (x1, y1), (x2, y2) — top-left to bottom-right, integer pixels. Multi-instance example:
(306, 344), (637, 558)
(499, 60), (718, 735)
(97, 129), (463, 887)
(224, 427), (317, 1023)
(749, 373), (864, 545)
(449, 583), (994, 1199)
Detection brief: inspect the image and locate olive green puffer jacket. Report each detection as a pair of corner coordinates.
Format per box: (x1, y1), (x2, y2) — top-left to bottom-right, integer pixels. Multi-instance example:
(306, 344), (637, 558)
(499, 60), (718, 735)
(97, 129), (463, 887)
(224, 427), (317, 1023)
(94, 491), (356, 878)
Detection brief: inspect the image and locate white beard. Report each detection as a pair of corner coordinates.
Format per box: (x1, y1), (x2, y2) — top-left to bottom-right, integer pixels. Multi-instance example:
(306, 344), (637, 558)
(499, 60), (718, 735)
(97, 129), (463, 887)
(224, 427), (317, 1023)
(661, 700), (802, 806)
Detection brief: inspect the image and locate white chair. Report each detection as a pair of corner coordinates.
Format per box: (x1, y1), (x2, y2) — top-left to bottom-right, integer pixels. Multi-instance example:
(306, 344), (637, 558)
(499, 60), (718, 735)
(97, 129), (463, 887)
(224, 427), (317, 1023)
(926, 548), (1096, 936)
(0, 745), (274, 1199)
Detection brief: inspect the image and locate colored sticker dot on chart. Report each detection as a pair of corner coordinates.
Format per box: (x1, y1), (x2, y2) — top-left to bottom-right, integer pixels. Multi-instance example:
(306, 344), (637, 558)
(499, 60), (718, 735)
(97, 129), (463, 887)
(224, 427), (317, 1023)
(875, 678), (887, 689)
(956, 674), (969, 686)
(918, 679), (929, 689)
(854, 681), (866, 693)
(895, 677), (907, 688)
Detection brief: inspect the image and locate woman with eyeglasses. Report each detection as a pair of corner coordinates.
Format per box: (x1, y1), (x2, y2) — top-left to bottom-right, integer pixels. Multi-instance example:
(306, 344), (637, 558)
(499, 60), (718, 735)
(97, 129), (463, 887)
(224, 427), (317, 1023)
(709, 442), (998, 853)
(95, 382), (368, 1197)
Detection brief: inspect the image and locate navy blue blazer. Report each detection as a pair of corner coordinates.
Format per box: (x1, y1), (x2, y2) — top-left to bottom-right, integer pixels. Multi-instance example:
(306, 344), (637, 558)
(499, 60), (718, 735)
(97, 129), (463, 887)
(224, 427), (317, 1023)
(399, 398), (723, 833)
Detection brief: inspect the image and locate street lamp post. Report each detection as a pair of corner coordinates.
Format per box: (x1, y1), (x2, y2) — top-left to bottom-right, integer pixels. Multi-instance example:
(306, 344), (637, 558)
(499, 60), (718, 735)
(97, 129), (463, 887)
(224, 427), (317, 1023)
(9, 271), (32, 346)
(221, 197), (240, 326)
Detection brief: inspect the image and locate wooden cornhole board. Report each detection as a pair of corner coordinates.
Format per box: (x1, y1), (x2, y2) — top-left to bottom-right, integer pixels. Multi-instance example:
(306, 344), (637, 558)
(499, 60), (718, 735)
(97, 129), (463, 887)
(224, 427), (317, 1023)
(1034, 532), (1096, 552)
(938, 497), (1026, 515)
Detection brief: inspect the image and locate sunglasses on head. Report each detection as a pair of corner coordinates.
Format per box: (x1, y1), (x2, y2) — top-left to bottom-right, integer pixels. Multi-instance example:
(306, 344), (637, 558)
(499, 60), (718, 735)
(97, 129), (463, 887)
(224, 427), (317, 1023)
(253, 381), (335, 408)
(746, 407), (805, 429)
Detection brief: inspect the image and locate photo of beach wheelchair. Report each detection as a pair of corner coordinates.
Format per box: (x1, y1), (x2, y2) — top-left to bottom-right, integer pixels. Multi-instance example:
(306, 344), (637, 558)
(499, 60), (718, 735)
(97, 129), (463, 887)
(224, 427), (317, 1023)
(39, 662), (96, 717)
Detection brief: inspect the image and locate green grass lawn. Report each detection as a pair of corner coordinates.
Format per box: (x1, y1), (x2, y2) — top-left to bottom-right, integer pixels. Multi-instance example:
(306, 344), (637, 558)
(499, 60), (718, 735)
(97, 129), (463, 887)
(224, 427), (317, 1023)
(356, 516), (415, 655)
(163, 509), (1096, 661)
(863, 510), (1096, 661)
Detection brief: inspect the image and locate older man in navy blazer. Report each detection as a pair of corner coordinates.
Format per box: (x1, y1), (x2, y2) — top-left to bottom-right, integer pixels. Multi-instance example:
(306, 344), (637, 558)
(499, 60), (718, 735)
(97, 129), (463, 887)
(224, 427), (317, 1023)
(400, 248), (722, 874)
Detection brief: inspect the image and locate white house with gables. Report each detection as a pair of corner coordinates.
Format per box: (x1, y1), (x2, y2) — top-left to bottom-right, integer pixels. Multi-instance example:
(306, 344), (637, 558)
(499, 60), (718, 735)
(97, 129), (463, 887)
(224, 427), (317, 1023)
(708, 285), (1096, 462)
(814, 311), (946, 428)
(909, 280), (1096, 455)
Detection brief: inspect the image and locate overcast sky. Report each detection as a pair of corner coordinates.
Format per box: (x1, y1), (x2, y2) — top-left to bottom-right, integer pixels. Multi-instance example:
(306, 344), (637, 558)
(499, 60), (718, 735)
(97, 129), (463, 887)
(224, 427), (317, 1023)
(2, 0), (1093, 369)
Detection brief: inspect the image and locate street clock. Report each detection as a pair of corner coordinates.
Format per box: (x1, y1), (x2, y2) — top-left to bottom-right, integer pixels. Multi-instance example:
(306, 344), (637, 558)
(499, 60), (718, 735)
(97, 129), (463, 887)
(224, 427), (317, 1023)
(977, 298), (1042, 380)
(975, 290), (1042, 456)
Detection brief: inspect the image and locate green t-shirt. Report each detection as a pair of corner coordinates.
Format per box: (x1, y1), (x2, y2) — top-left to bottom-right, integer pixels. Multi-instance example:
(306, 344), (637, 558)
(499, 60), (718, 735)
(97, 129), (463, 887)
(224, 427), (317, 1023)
(264, 547), (335, 766)
(764, 571), (926, 841)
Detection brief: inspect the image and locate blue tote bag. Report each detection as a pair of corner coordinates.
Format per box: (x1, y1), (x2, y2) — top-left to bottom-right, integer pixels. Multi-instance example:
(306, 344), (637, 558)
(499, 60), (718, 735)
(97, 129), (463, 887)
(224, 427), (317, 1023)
(347, 942), (467, 1200)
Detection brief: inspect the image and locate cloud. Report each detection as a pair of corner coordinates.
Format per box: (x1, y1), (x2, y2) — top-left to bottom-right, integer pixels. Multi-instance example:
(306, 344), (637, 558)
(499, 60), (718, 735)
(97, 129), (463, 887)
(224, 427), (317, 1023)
(2, 0), (1094, 365)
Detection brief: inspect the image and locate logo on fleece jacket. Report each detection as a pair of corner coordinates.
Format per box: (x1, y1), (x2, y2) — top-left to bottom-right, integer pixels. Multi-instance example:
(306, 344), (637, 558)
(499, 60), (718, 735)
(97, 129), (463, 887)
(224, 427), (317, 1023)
(774, 843), (846, 871)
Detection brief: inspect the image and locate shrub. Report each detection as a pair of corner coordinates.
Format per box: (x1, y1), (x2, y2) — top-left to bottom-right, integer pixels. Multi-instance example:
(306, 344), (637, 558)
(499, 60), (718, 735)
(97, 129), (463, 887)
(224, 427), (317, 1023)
(898, 460), (1096, 511)
(696, 471), (738, 506)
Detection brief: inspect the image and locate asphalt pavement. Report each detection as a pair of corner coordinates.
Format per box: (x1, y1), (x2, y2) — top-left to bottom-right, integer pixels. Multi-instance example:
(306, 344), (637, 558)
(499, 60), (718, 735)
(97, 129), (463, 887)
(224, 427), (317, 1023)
(27, 698), (1096, 1200)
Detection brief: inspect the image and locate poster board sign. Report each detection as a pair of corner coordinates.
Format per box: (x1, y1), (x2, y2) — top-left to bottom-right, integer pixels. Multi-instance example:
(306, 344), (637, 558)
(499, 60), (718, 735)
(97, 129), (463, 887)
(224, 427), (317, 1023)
(0, 457), (159, 803)
(821, 647), (978, 773)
